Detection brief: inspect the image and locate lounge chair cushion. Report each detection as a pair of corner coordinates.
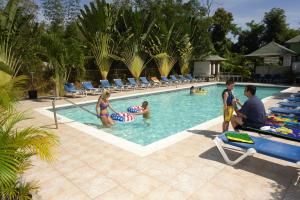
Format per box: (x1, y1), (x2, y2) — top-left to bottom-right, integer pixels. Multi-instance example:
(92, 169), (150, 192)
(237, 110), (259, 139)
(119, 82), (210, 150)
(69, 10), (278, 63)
(219, 133), (300, 163)
(279, 102), (300, 108)
(270, 107), (300, 116)
(288, 97), (300, 102)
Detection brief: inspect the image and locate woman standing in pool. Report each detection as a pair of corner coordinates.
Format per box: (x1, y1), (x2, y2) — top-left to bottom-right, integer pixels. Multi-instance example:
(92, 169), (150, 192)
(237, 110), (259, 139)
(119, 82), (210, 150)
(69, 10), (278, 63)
(96, 90), (118, 127)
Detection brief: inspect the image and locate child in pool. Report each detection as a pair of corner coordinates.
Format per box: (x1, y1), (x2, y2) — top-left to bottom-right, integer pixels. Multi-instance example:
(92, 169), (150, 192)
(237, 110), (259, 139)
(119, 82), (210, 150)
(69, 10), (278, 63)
(134, 101), (150, 126)
(190, 86), (205, 94)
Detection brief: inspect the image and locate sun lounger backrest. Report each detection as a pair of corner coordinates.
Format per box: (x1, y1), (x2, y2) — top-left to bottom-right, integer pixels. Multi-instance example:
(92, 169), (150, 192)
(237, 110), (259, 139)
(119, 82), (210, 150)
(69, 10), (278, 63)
(100, 80), (111, 88)
(114, 79), (123, 87)
(82, 82), (93, 90)
(170, 75), (177, 81)
(64, 84), (70, 92)
(219, 133), (300, 163)
(178, 75), (187, 80)
(186, 74), (193, 80)
(66, 83), (76, 90)
(128, 78), (137, 86)
(140, 77), (149, 84)
(161, 76), (169, 82)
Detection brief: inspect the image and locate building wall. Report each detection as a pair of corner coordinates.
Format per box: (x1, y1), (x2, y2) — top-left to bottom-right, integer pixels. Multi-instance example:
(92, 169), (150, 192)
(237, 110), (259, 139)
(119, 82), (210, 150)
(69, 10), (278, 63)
(255, 66), (289, 75)
(193, 61), (211, 77)
(289, 43), (300, 55)
(292, 62), (300, 73)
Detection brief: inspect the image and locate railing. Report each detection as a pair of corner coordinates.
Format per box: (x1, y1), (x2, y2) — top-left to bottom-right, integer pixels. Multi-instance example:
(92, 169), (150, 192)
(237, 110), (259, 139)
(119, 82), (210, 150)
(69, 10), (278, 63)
(219, 74), (243, 82)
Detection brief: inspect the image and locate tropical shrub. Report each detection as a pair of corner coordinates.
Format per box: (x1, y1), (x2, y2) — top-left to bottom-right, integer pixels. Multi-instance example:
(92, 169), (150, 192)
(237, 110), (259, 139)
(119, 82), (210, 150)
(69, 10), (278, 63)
(0, 108), (59, 199)
(77, 0), (119, 80)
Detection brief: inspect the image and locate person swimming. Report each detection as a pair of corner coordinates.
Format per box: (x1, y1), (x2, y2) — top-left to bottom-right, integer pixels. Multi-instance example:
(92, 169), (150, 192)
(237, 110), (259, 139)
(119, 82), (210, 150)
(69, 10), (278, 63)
(134, 101), (150, 126)
(190, 86), (196, 94)
(95, 90), (118, 127)
(190, 86), (205, 94)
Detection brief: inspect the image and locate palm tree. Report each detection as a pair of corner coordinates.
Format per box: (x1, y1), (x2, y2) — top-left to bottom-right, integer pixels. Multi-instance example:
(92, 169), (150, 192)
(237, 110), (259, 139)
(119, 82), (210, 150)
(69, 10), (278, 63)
(117, 7), (155, 79)
(146, 21), (179, 77)
(0, 108), (59, 199)
(77, 0), (119, 80)
(178, 34), (193, 75)
(38, 33), (84, 96)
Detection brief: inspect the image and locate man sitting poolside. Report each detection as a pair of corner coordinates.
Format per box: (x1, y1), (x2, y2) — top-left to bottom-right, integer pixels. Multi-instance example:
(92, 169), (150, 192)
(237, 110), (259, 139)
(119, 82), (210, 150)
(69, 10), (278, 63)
(231, 85), (266, 131)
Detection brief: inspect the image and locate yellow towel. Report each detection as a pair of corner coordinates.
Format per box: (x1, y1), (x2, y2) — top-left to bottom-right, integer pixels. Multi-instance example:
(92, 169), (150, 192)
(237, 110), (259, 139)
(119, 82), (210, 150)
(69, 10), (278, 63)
(275, 127), (293, 134)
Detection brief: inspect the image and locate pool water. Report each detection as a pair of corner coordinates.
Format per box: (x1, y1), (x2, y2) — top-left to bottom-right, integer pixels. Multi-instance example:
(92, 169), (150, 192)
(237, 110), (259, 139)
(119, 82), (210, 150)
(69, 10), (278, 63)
(55, 84), (284, 146)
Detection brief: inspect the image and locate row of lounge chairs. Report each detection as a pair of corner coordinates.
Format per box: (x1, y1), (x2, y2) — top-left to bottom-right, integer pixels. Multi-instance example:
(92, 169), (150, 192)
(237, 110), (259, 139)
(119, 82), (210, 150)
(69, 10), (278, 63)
(253, 74), (288, 84)
(64, 74), (203, 96)
(214, 92), (300, 169)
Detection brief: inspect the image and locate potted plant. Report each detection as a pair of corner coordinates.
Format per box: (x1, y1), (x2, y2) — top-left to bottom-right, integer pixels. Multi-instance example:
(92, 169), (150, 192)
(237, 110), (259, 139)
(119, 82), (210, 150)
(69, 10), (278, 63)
(28, 71), (37, 99)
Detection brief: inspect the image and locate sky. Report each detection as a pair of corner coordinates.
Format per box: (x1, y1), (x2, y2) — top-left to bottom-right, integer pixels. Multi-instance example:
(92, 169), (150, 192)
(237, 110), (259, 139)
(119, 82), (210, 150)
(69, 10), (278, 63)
(35, 0), (300, 30)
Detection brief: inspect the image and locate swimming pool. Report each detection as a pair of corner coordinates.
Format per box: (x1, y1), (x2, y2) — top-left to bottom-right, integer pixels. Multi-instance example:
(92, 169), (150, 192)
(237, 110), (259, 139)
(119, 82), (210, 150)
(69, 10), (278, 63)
(53, 84), (284, 146)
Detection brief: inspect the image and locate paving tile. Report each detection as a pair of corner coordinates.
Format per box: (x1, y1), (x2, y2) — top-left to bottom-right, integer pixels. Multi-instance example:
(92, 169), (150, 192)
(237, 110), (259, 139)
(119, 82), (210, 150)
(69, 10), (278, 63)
(283, 182), (300, 200)
(79, 174), (117, 199)
(48, 189), (91, 200)
(94, 186), (139, 200)
(189, 182), (244, 200)
(169, 171), (208, 195)
(52, 156), (86, 174)
(145, 184), (189, 200)
(87, 157), (124, 173)
(121, 174), (163, 197)
(144, 162), (180, 184)
(106, 165), (139, 184)
(37, 176), (79, 199)
(129, 158), (162, 173)
(24, 167), (61, 184)
(64, 165), (98, 186)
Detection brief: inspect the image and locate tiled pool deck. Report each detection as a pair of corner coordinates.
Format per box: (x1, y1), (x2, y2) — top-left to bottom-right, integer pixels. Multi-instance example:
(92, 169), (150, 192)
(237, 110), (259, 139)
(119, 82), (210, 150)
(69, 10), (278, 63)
(18, 82), (300, 200)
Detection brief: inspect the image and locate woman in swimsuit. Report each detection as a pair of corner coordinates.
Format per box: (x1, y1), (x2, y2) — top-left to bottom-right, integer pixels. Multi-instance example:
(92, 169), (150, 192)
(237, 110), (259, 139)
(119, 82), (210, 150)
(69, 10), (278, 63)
(96, 90), (118, 127)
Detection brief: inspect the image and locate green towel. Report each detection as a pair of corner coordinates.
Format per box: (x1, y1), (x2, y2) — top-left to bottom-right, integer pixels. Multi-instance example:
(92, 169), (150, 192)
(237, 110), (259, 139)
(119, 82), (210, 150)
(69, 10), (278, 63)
(225, 131), (254, 144)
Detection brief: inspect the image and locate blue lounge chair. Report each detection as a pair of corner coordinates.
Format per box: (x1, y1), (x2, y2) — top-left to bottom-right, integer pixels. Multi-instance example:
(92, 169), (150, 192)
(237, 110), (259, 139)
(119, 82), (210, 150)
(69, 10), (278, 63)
(82, 81), (101, 94)
(214, 132), (300, 166)
(113, 79), (132, 91)
(128, 78), (145, 89)
(292, 93), (300, 97)
(185, 74), (198, 82)
(270, 107), (300, 116)
(161, 76), (172, 85)
(100, 80), (115, 90)
(288, 97), (300, 102)
(139, 77), (152, 88)
(279, 102), (300, 108)
(169, 75), (180, 84)
(161, 76), (173, 85)
(178, 75), (190, 83)
(64, 83), (86, 96)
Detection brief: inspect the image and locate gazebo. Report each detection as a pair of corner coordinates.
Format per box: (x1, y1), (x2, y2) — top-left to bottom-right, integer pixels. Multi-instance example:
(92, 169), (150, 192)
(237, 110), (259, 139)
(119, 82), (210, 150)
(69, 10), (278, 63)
(205, 55), (226, 78)
(245, 41), (296, 76)
(193, 55), (226, 80)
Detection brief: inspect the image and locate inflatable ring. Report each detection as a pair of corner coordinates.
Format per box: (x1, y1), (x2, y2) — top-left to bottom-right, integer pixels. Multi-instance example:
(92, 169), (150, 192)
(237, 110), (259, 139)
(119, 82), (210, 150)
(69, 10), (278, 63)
(194, 90), (207, 94)
(127, 105), (143, 113)
(110, 112), (135, 123)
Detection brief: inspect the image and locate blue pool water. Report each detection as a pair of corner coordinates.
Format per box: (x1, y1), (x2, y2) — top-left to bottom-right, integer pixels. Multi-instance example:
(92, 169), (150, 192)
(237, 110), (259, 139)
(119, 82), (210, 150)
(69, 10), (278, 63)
(54, 84), (284, 146)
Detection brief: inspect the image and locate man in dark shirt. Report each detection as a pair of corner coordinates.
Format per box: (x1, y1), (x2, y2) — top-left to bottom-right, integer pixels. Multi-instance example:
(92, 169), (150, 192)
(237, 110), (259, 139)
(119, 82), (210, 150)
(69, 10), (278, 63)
(231, 85), (266, 130)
